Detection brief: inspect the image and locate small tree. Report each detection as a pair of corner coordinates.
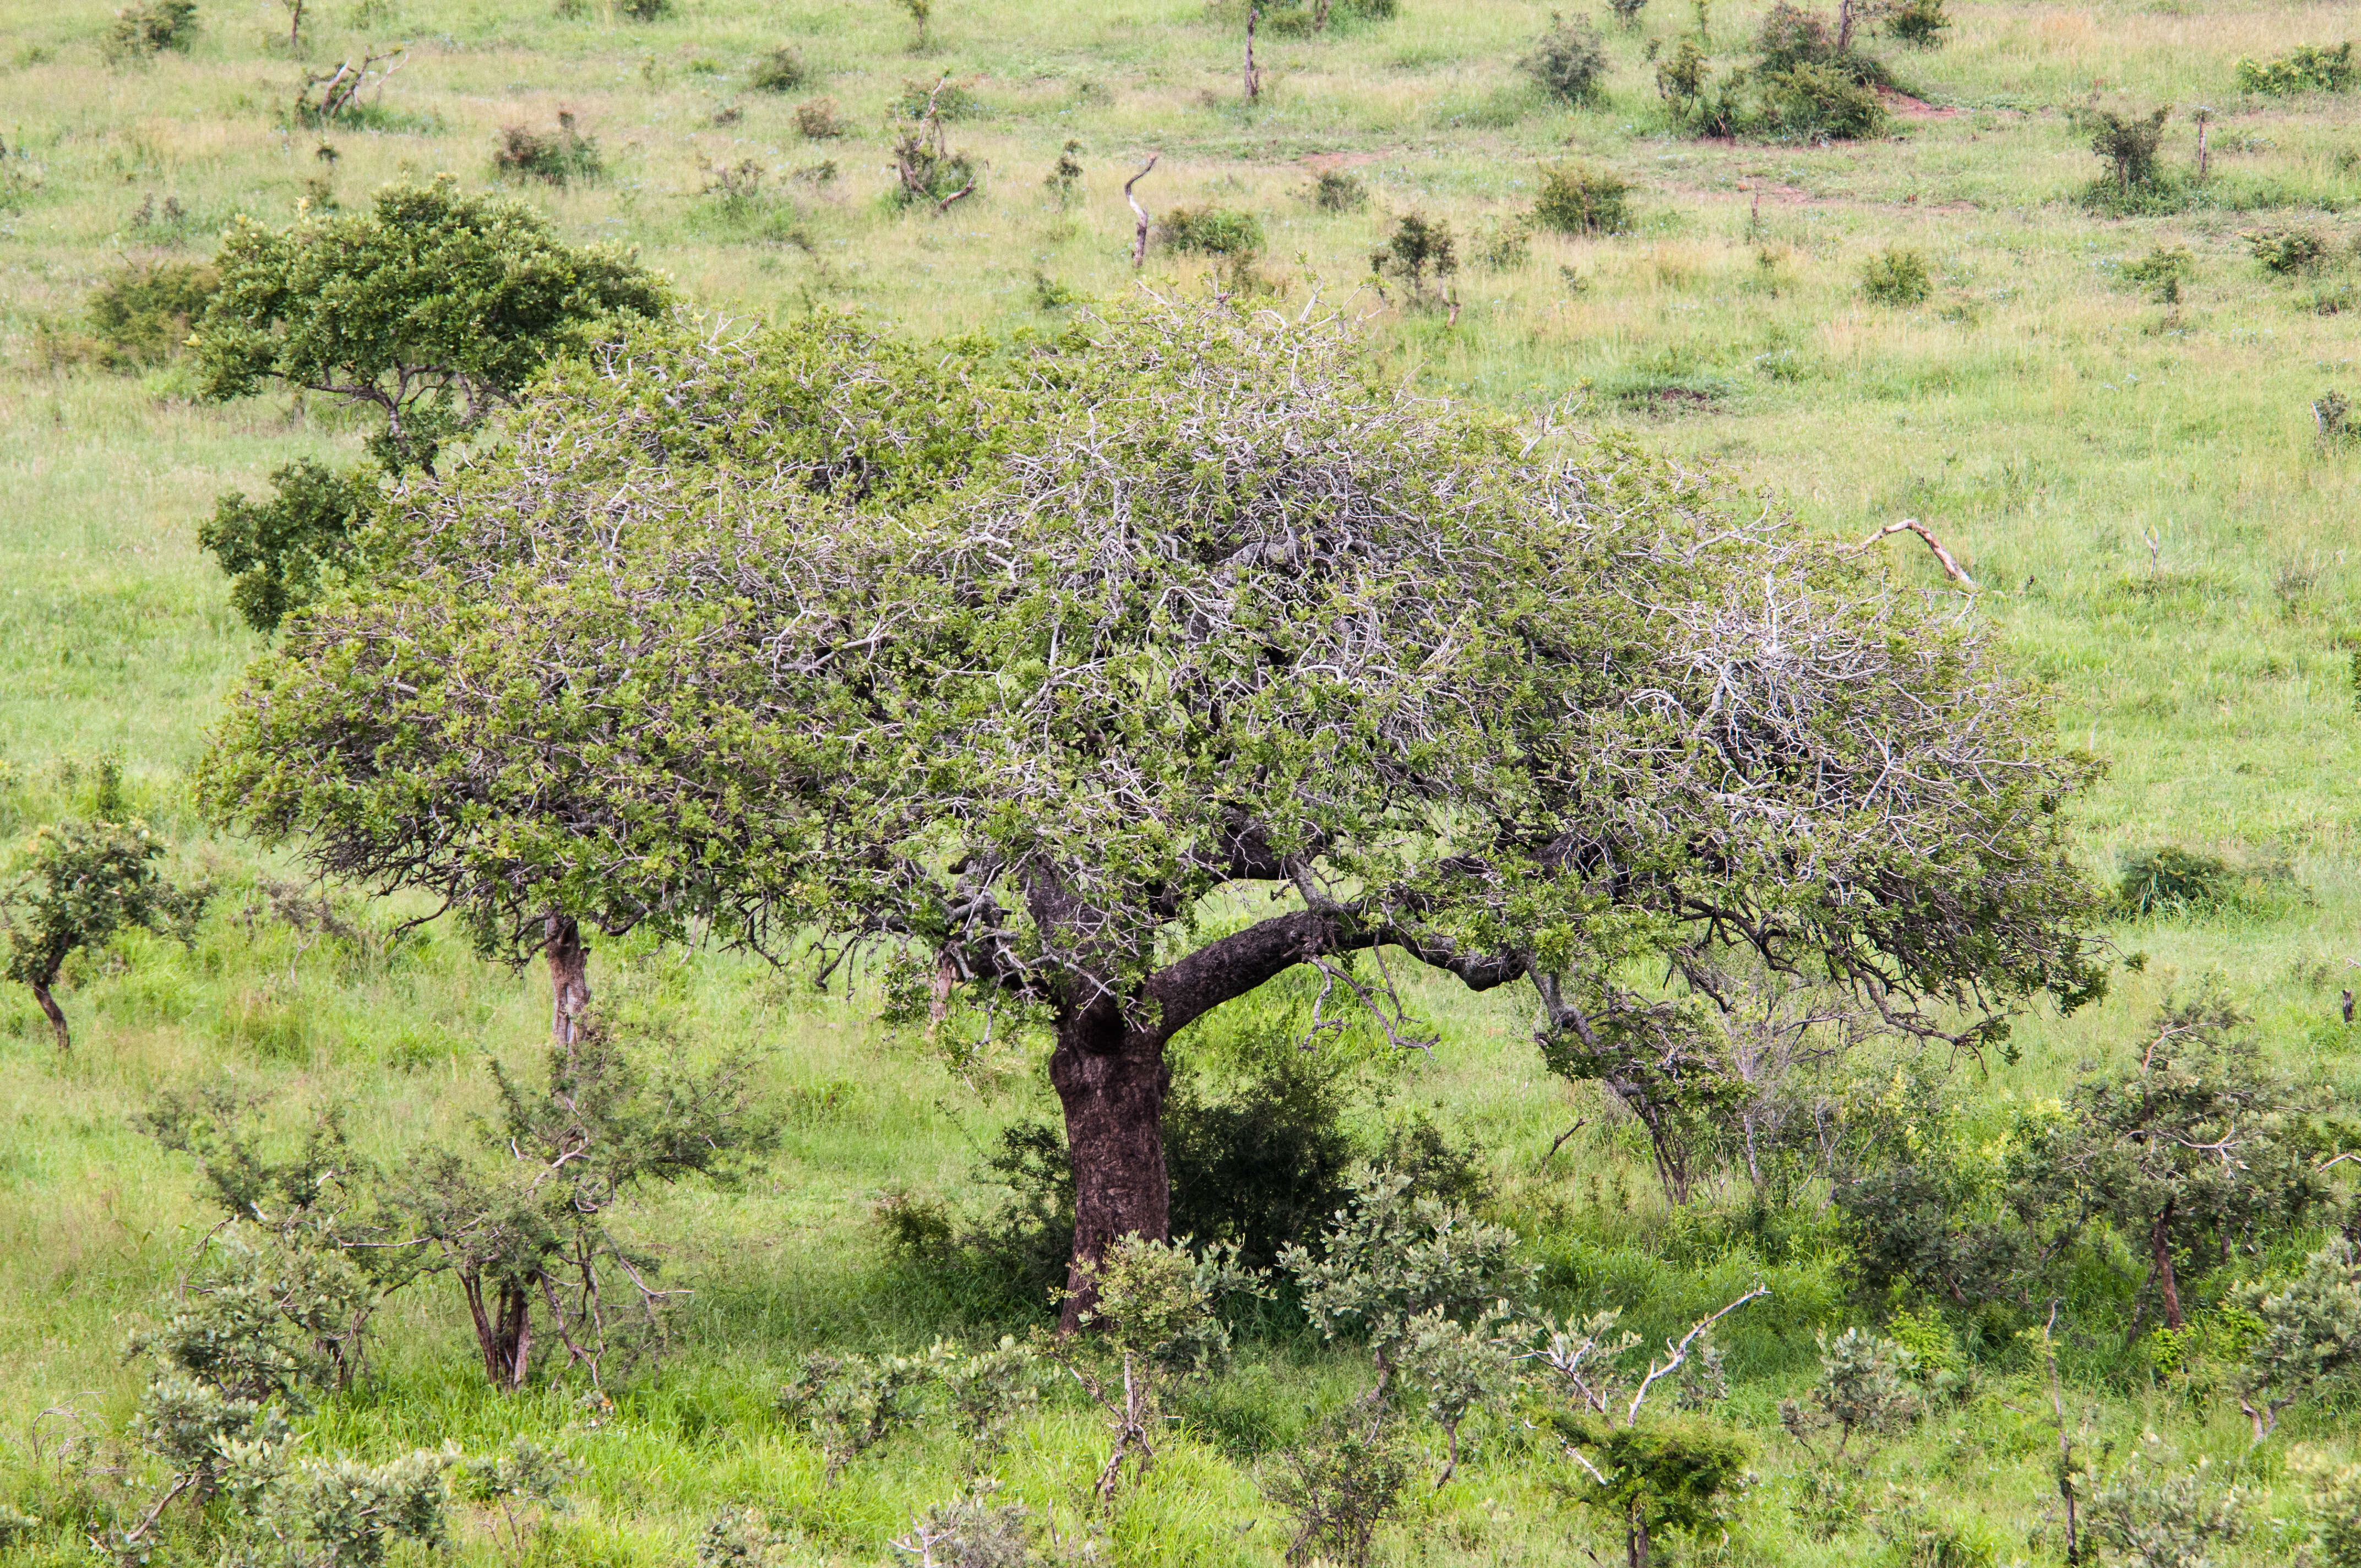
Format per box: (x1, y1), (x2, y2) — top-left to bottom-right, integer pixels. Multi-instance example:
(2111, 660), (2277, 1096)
(102, 0), (199, 64)
(778, 1349), (938, 1479)
(194, 177), (667, 476)
(1368, 213), (1457, 303)
(1521, 12), (1609, 104)
(890, 78), (977, 212)
(1532, 163), (1631, 235)
(3, 817), (206, 1049)
(1266, 1409), (1416, 1567)
(2232, 1238), (2361, 1439)
(384, 1019), (775, 1388)
(1397, 1308), (1519, 1485)
(2090, 107), (2170, 193)
(1778, 1328), (1921, 1456)
(1285, 1168), (1532, 1398)
(2010, 994), (2334, 1334)
(2085, 1437), (2250, 1568)
(1046, 1234), (1264, 1505)
(896, 0), (932, 50)
(1046, 139), (1083, 206)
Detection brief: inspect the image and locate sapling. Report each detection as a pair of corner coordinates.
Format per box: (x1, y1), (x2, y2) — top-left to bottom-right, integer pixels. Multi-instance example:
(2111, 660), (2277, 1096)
(1397, 1308), (1519, 1487)
(891, 1480), (1029, 1568)
(1285, 1167), (1531, 1400)
(935, 1337), (1042, 1472)
(1778, 1328), (1922, 1456)
(2084, 1436), (2251, 1568)
(2231, 1237), (2361, 1439)
(1046, 1234), (1265, 1506)
(3, 815), (207, 1050)
(778, 1350), (937, 1480)
(1265, 1409), (1416, 1568)
(458, 1439), (581, 1565)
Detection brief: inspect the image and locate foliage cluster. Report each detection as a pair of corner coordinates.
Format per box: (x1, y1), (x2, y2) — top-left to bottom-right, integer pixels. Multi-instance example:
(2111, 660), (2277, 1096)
(2236, 43), (2358, 97)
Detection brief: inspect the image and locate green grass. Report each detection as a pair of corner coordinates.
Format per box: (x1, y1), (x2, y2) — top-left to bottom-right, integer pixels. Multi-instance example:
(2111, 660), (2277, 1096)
(8, 0), (2361, 1560)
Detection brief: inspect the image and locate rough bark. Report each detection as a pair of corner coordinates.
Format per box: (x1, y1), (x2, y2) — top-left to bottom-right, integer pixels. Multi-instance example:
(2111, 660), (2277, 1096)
(29, 979), (69, 1052)
(2151, 1199), (2184, 1330)
(545, 913), (590, 1048)
(1051, 992), (1172, 1335)
(462, 1271), (534, 1388)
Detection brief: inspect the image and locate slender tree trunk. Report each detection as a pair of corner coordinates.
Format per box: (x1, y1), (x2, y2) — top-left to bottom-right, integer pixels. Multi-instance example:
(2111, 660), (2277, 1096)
(1628, 1502), (1650, 1568)
(462, 1271), (535, 1387)
(2151, 1200), (2183, 1330)
(1049, 995), (1171, 1333)
(29, 979), (69, 1052)
(1243, 5), (1261, 102)
(546, 914), (590, 1048)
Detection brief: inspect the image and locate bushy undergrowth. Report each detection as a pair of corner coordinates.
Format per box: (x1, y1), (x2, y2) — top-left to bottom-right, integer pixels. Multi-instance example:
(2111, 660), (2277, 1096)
(2237, 42), (2357, 96)
(84, 259), (217, 369)
(493, 111), (603, 185)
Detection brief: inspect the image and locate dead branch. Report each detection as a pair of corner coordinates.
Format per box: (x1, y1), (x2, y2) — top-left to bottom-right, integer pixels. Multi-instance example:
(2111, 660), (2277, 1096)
(1244, 4), (1262, 102)
(1854, 518), (1977, 589)
(1125, 154), (1158, 269)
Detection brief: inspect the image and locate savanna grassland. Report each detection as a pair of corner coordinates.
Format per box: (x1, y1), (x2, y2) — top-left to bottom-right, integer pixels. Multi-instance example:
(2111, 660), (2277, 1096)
(4, 0), (2361, 1562)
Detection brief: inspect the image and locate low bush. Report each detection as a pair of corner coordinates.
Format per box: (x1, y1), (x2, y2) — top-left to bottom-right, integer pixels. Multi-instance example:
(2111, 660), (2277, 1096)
(85, 259), (217, 369)
(1470, 216), (1531, 270)
(2112, 843), (2304, 917)
(2318, 389), (2359, 446)
(493, 111), (603, 185)
(795, 97), (846, 138)
(618, 0), (670, 19)
(749, 46), (808, 92)
(1160, 204), (1266, 258)
(200, 459), (376, 632)
(1532, 161), (1630, 234)
(2237, 42), (2358, 96)
(1369, 213), (1456, 301)
(1885, 0), (1950, 47)
(1761, 61), (1890, 140)
(102, 0), (198, 64)
(1521, 12), (1609, 104)
(1312, 168), (1367, 211)
(2088, 106), (2169, 192)
(1861, 246), (1932, 304)
(2248, 225), (2336, 275)
(1607, 0), (1647, 28)
(2121, 243), (2197, 301)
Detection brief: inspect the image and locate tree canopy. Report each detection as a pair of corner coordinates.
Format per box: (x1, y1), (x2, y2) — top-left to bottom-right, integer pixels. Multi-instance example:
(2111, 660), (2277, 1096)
(194, 177), (670, 475)
(202, 299), (2106, 1324)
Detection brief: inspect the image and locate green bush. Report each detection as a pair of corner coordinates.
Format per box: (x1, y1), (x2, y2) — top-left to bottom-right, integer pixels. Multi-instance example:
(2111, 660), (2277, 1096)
(1762, 62), (1891, 139)
(1368, 213), (1456, 300)
(2248, 225), (2335, 275)
(2110, 844), (2303, 917)
(2120, 243), (2196, 301)
(102, 0), (199, 64)
(1532, 161), (1631, 234)
(1520, 12), (1609, 104)
(795, 97), (846, 138)
(1757, 1), (1837, 72)
(1885, 0), (1950, 47)
(1312, 168), (1368, 211)
(2237, 42), (2357, 96)
(1160, 204), (1266, 258)
(618, 0), (671, 19)
(1861, 247), (1932, 304)
(493, 111), (603, 185)
(749, 46), (808, 92)
(85, 259), (217, 369)
(2088, 106), (2169, 192)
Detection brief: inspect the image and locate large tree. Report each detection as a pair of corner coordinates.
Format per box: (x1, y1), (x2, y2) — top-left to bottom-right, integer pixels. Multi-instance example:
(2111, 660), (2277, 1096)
(202, 301), (2104, 1326)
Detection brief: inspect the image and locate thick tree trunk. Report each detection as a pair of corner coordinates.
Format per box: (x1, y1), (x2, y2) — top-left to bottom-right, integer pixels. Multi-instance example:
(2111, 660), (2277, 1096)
(1049, 995), (1171, 1333)
(29, 979), (69, 1052)
(545, 914), (590, 1048)
(2151, 1200), (2183, 1331)
(462, 1271), (534, 1387)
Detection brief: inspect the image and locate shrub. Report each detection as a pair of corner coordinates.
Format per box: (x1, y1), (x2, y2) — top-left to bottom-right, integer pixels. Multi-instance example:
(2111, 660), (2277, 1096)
(1160, 204), (1266, 258)
(2085, 1439), (2251, 1566)
(1861, 246), (1932, 304)
(1885, 0), (1949, 47)
(2237, 42), (2358, 96)
(1757, 1), (1837, 72)
(1521, 12), (1609, 104)
(795, 97), (846, 138)
(1532, 161), (1631, 234)
(1471, 216), (1532, 270)
(1265, 1411), (1415, 1568)
(2248, 225), (2335, 275)
(200, 459), (376, 632)
(1607, 0), (1647, 28)
(1045, 138), (1082, 205)
(893, 1483), (1029, 1568)
(2112, 845), (2238, 915)
(1779, 1329), (1922, 1456)
(778, 1349), (938, 1479)
(618, 0), (670, 19)
(2089, 106), (2169, 192)
(1656, 39), (1743, 136)
(102, 0), (199, 64)
(1762, 61), (1890, 139)
(1368, 213), (1457, 301)
(85, 259), (217, 369)
(2121, 243), (2196, 302)
(493, 111), (603, 185)
(1872, 1491), (1999, 1567)
(2319, 389), (2359, 445)
(1312, 168), (1368, 210)
(2231, 1239), (2361, 1439)
(890, 83), (977, 210)
(2299, 1451), (2361, 1567)
(748, 46), (807, 92)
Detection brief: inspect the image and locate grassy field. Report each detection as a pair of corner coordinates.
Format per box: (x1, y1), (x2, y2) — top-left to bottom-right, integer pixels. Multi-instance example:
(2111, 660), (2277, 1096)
(6, 0), (2361, 1561)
